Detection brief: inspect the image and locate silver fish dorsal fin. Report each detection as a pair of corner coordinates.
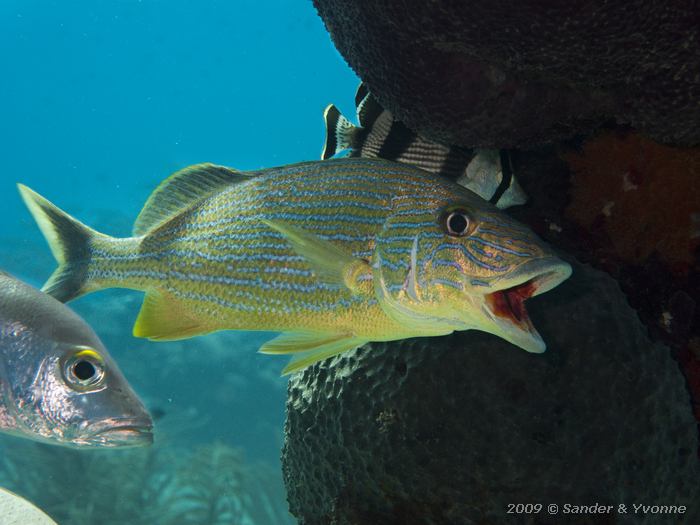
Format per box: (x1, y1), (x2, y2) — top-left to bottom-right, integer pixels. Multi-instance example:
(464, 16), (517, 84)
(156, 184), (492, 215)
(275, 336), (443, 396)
(133, 163), (250, 236)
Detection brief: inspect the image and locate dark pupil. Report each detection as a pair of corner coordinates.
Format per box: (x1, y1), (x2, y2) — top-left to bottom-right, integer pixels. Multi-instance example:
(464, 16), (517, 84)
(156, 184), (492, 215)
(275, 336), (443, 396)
(448, 213), (468, 234)
(73, 360), (96, 381)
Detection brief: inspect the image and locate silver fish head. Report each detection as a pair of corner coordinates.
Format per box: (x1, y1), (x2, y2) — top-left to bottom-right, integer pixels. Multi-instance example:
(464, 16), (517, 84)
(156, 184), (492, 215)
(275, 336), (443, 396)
(375, 184), (572, 352)
(0, 273), (153, 448)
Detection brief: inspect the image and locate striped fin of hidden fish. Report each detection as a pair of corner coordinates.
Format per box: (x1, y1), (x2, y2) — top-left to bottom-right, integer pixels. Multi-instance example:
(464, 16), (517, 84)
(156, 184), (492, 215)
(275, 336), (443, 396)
(0, 487), (58, 524)
(322, 83), (528, 209)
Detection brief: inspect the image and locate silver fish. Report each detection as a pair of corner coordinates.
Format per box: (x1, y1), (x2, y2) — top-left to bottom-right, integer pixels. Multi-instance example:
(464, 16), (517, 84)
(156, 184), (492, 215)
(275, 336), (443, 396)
(322, 83), (528, 209)
(0, 271), (153, 447)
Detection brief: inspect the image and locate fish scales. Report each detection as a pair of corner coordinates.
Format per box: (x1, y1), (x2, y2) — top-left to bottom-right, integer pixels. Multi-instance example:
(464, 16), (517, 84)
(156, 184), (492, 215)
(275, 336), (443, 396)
(97, 161), (438, 335)
(19, 157), (572, 374)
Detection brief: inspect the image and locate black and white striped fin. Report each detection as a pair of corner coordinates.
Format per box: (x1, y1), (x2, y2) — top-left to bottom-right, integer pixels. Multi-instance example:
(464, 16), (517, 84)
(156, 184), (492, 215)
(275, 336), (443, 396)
(355, 85), (384, 129)
(354, 82), (369, 108)
(322, 104), (358, 159)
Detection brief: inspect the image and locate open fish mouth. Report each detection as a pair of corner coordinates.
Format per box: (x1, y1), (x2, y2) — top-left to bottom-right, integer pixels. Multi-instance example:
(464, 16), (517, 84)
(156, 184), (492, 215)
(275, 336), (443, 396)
(85, 418), (154, 447)
(483, 257), (572, 353)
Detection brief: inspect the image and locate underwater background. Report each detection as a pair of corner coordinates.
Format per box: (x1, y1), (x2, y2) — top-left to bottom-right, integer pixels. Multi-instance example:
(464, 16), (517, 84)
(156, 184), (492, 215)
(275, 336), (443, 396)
(1, 1), (358, 522)
(3, 1), (699, 524)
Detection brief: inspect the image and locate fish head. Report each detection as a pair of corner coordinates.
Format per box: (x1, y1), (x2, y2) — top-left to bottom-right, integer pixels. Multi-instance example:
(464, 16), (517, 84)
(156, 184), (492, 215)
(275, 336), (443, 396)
(3, 328), (153, 448)
(375, 184), (571, 351)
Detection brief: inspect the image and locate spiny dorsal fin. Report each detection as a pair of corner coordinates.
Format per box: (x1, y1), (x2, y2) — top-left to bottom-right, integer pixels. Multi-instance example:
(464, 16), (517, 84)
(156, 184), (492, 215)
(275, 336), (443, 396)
(133, 163), (250, 236)
(322, 104), (358, 159)
(355, 84), (384, 129)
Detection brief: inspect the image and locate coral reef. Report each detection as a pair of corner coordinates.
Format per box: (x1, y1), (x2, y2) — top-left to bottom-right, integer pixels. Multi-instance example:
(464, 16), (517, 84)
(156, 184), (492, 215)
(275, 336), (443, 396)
(0, 438), (294, 525)
(312, 0), (700, 148)
(283, 262), (699, 525)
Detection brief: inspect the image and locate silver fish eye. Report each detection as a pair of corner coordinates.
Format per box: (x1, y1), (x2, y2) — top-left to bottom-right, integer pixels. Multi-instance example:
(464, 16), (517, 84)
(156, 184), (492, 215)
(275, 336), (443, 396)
(444, 210), (471, 237)
(63, 347), (106, 390)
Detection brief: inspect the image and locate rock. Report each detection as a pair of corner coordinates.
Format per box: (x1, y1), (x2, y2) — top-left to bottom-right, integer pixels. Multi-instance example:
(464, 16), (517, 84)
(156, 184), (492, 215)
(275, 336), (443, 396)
(312, 0), (700, 148)
(282, 262), (699, 524)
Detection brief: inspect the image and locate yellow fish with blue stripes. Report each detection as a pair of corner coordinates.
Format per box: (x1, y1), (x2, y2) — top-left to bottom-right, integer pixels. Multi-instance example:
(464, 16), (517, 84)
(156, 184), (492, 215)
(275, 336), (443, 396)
(18, 158), (571, 374)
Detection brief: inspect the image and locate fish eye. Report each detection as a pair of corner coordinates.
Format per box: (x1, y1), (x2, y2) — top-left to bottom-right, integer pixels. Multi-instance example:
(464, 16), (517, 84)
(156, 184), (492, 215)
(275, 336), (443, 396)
(443, 209), (472, 237)
(63, 347), (106, 389)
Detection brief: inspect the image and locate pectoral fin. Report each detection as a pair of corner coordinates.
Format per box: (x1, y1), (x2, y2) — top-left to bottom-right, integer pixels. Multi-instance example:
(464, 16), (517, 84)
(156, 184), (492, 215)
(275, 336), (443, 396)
(262, 219), (371, 293)
(260, 332), (367, 375)
(133, 291), (211, 340)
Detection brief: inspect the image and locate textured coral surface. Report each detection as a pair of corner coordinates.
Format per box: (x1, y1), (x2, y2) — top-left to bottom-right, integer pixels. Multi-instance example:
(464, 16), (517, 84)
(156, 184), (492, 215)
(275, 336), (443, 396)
(283, 263), (698, 525)
(313, 0), (700, 148)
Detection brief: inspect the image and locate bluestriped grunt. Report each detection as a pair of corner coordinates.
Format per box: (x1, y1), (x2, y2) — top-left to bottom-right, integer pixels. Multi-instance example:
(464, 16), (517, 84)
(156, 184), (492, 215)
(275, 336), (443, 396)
(323, 83), (528, 208)
(18, 158), (571, 374)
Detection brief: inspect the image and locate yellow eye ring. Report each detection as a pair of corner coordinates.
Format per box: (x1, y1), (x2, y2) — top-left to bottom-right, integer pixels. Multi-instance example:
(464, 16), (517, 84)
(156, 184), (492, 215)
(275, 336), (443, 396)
(63, 346), (106, 389)
(73, 348), (103, 361)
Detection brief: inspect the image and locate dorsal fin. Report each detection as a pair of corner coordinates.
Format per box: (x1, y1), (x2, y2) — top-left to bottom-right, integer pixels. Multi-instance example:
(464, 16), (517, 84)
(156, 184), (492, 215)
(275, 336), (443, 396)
(355, 84), (384, 129)
(133, 163), (249, 235)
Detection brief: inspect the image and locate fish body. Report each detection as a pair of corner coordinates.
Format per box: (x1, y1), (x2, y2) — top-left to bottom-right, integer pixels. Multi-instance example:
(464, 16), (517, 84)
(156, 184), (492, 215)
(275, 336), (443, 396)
(322, 83), (528, 209)
(19, 158), (571, 374)
(0, 271), (153, 447)
(0, 487), (57, 525)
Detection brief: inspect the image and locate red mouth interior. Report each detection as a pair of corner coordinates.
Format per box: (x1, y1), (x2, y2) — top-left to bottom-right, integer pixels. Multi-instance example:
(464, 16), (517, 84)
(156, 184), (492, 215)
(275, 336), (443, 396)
(486, 279), (538, 328)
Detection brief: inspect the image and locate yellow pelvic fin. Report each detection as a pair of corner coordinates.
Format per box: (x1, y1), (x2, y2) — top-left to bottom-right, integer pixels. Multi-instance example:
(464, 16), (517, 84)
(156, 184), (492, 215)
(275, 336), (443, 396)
(133, 291), (211, 340)
(262, 219), (372, 293)
(259, 332), (367, 375)
(133, 163), (253, 236)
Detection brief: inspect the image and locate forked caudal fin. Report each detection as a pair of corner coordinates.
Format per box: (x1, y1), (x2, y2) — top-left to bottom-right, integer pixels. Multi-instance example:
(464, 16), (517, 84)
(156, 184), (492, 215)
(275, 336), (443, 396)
(17, 184), (101, 302)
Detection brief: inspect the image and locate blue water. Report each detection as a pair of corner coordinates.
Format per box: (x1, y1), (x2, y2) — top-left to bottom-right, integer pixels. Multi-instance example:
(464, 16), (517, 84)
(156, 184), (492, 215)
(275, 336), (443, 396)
(0, 1), (357, 523)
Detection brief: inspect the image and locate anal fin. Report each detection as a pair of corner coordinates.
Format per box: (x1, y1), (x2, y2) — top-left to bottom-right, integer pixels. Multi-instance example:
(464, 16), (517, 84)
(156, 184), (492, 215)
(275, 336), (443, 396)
(259, 332), (367, 375)
(133, 290), (211, 340)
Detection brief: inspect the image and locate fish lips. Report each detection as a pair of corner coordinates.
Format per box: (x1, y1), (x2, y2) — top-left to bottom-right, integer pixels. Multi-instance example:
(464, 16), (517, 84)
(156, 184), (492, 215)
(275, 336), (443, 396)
(482, 257), (572, 353)
(82, 417), (154, 448)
